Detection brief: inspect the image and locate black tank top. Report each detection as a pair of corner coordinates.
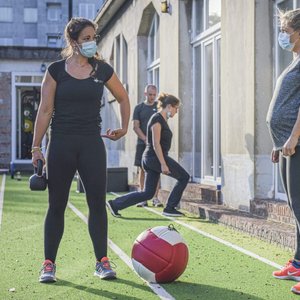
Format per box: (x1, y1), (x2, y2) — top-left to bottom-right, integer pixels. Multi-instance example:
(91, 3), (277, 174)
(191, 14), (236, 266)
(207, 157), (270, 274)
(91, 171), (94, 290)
(145, 113), (173, 157)
(48, 59), (113, 135)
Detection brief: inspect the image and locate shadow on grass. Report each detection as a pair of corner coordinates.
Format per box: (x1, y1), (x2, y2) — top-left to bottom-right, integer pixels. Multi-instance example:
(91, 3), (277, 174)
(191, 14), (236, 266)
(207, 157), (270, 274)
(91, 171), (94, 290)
(53, 278), (264, 300)
(54, 278), (153, 299)
(161, 281), (264, 300)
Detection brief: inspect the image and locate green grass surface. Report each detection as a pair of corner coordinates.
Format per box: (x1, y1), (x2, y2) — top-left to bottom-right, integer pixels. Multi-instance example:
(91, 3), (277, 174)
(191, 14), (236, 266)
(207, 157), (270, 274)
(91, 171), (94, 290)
(0, 176), (298, 299)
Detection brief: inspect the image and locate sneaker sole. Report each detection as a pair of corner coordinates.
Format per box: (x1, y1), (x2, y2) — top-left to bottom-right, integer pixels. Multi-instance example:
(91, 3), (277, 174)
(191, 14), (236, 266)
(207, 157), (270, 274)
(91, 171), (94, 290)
(94, 271), (117, 280)
(106, 201), (121, 218)
(273, 275), (300, 281)
(292, 287), (300, 294)
(162, 212), (184, 217)
(39, 276), (57, 283)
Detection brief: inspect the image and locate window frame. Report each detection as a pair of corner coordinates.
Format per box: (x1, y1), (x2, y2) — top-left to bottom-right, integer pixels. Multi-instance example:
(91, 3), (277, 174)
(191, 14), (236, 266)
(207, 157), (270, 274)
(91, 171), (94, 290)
(191, 0), (221, 185)
(24, 7), (38, 23)
(79, 3), (95, 20)
(0, 7), (13, 22)
(147, 13), (160, 90)
(47, 3), (62, 21)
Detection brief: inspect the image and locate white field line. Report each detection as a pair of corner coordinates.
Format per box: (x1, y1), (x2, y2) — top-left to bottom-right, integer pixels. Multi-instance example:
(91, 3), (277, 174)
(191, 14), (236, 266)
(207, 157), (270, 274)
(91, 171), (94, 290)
(146, 207), (283, 270)
(109, 192), (283, 270)
(0, 174), (6, 231)
(67, 201), (175, 300)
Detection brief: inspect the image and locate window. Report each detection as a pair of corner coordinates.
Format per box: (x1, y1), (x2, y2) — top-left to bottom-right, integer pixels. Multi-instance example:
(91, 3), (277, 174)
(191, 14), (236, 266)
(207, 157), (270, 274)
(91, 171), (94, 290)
(147, 13), (160, 90)
(0, 7), (13, 22)
(0, 38), (13, 46)
(47, 3), (61, 21)
(192, 0), (221, 37)
(111, 34), (128, 87)
(47, 35), (59, 47)
(192, 0), (221, 183)
(24, 38), (38, 46)
(24, 8), (37, 23)
(79, 3), (95, 20)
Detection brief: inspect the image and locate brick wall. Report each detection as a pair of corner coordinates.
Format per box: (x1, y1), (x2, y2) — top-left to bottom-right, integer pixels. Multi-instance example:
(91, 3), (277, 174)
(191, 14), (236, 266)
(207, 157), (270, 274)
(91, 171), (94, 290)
(0, 72), (11, 168)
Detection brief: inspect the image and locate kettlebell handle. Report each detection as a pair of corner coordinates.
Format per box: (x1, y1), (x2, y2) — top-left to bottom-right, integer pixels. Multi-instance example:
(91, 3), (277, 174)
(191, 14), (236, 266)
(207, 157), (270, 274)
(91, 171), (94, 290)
(35, 159), (43, 177)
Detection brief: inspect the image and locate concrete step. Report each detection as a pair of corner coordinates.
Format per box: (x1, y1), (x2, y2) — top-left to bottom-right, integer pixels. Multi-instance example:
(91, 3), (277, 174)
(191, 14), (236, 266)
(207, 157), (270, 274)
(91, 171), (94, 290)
(128, 183), (295, 249)
(167, 195), (295, 250)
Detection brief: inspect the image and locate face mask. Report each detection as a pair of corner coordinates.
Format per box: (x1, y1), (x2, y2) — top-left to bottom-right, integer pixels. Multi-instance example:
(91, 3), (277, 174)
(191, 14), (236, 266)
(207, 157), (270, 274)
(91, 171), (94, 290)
(278, 31), (295, 51)
(166, 111), (172, 119)
(77, 41), (97, 58)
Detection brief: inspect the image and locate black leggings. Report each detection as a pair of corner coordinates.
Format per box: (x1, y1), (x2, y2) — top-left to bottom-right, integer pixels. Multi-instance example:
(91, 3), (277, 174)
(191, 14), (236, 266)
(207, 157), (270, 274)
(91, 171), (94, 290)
(113, 155), (190, 211)
(45, 133), (107, 262)
(279, 146), (300, 260)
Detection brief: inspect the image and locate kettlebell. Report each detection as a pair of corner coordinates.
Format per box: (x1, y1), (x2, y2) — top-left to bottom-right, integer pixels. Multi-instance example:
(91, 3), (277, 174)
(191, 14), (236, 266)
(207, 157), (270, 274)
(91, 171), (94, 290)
(29, 159), (47, 191)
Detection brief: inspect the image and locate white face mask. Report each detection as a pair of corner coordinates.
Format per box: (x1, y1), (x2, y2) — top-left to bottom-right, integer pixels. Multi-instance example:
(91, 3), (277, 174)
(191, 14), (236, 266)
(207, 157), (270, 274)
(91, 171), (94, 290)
(278, 31), (297, 51)
(77, 41), (97, 58)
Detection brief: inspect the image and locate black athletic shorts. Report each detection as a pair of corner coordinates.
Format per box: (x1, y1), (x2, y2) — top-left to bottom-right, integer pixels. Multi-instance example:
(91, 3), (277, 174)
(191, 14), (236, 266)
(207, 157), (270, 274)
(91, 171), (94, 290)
(134, 143), (146, 167)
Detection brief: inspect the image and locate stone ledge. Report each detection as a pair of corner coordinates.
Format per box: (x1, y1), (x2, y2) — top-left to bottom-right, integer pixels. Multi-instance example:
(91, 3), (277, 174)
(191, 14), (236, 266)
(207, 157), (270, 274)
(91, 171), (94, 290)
(157, 189), (295, 249)
(128, 184), (295, 249)
(250, 198), (295, 225)
(181, 200), (295, 250)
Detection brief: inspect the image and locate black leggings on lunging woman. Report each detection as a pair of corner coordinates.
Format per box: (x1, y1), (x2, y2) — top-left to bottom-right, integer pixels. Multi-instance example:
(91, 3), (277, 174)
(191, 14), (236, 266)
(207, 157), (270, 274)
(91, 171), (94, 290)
(45, 133), (107, 262)
(113, 155), (190, 211)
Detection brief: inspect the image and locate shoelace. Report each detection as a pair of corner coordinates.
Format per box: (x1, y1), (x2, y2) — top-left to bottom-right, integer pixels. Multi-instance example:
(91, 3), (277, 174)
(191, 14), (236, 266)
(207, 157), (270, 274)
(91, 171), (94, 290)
(97, 260), (117, 271)
(282, 260), (294, 270)
(41, 262), (54, 273)
(102, 261), (111, 270)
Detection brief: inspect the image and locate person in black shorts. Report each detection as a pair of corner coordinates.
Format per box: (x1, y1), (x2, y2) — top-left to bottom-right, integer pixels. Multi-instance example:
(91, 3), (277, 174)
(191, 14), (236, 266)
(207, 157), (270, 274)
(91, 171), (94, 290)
(31, 17), (130, 283)
(133, 84), (163, 207)
(107, 93), (190, 218)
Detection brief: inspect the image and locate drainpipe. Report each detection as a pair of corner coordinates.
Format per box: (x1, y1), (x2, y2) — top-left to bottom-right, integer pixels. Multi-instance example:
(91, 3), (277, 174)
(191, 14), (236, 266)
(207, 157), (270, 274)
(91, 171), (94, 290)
(68, 0), (73, 20)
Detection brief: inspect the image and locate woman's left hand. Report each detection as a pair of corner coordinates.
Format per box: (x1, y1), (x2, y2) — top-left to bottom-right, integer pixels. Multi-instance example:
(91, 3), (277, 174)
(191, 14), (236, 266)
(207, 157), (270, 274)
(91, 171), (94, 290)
(282, 136), (298, 156)
(101, 128), (127, 141)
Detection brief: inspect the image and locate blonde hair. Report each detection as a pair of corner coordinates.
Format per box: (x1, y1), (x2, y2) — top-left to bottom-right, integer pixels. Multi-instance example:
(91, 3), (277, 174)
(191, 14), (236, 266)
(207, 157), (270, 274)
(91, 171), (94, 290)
(61, 17), (99, 59)
(278, 8), (300, 30)
(157, 93), (180, 109)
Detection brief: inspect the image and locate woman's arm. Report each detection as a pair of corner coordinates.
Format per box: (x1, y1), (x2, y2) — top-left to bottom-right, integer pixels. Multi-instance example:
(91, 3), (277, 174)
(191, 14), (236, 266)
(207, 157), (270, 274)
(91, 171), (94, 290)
(103, 73), (130, 140)
(31, 71), (56, 166)
(282, 107), (300, 156)
(152, 123), (170, 174)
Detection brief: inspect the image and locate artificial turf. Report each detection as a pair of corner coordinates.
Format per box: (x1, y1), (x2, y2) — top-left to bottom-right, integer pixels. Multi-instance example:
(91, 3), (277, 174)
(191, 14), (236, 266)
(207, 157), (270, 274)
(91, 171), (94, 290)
(0, 176), (299, 299)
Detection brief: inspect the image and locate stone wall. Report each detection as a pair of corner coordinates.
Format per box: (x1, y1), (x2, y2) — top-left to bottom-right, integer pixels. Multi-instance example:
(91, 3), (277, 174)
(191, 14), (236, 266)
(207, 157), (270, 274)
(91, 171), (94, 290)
(0, 72), (11, 168)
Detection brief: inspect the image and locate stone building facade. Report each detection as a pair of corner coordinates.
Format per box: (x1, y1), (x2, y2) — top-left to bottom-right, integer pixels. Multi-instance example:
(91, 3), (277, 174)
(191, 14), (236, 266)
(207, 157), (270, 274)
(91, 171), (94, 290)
(95, 0), (295, 212)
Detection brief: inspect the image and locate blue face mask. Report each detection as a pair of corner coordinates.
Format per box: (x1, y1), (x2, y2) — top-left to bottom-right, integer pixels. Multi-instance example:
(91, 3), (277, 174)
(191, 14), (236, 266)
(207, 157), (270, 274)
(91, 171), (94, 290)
(77, 41), (97, 58)
(278, 31), (295, 51)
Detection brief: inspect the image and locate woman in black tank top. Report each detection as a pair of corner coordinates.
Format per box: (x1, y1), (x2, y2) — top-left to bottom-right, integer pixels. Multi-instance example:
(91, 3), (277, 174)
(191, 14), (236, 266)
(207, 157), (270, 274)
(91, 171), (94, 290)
(31, 17), (130, 283)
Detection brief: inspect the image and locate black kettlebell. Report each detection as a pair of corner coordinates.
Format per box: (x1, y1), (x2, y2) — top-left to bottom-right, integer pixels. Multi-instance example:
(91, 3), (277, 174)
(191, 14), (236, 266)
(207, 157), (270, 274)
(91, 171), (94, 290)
(29, 159), (47, 191)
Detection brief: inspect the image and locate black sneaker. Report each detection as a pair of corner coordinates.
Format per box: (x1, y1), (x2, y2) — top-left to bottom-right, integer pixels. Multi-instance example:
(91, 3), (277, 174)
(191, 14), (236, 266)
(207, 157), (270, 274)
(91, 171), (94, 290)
(106, 200), (121, 218)
(162, 208), (185, 217)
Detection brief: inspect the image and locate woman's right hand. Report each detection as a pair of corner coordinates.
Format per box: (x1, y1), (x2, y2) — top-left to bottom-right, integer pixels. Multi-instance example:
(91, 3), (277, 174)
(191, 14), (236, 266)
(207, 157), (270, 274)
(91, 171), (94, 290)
(161, 163), (170, 175)
(32, 151), (45, 168)
(271, 149), (279, 163)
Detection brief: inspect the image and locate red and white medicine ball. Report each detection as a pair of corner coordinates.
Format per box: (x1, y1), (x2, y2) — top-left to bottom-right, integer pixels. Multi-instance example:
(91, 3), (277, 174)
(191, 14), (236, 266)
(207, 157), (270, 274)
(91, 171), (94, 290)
(131, 225), (189, 283)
